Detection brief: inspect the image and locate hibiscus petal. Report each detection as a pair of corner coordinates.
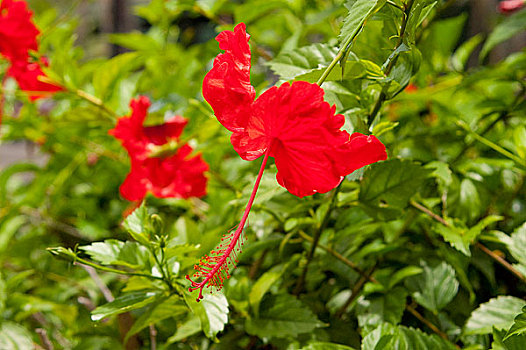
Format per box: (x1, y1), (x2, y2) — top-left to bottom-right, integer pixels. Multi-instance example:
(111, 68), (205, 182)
(202, 23), (255, 132)
(0, 0), (39, 62)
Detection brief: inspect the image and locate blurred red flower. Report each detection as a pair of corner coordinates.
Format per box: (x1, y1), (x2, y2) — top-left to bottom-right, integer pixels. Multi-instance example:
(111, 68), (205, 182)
(109, 96), (208, 201)
(498, 0), (525, 14)
(8, 59), (63, 101)
(0, 0), (39, 62)
(0, 0), (63, 101)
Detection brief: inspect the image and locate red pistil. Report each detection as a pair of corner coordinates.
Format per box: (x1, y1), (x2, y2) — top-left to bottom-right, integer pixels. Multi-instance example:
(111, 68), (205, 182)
(186, 147), (271, 301)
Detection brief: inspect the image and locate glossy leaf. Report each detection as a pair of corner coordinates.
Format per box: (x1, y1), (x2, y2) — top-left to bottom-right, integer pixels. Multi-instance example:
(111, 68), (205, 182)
(464, 296), (526, 335)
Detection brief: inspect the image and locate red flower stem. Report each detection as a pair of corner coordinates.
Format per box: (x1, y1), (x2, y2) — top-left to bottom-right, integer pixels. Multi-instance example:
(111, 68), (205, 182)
(188, 148), (271, 301)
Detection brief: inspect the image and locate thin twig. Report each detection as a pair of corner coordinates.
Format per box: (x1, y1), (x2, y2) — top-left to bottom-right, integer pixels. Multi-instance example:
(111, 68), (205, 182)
(82, 265), (114, 302)
(149, 324), (157, 350)
(367, 0), (414, 127)
(409, 199), (526, 283)
(476, 243), (526, 283)
(406, 304), (451, 342)
(36, 328), (54, 350)
(335, 265), (377, 318)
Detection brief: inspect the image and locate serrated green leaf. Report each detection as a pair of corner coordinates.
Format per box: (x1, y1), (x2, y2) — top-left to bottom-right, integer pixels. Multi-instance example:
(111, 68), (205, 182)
(507, 222), (526, 267)
(480, 10), (526, 60)
(362, 323), (457, 350)
(425, 161), (452, 187)
(434, 216), (503, 256)
(339, 0), (386, 47)
(504, 306), (526, 340)
(245, 294), (325, 338)
(464, 296), (526, 335)
(79, 239), (150, 270)
(492, 327), (526, 350)
(267, 43), (338, 81)
(91, 292), (159, 321)
(406, 261), (459, 313)
(0, 322), (34, 350)
(451, 34), (483, 71)
(184, 292), (229, 340)
(359, 159), (431, 220)
(123, 202), (150, 245)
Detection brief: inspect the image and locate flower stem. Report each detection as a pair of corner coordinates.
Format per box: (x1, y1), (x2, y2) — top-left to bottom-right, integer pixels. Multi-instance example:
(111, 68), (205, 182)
(187, 148), (271, 301)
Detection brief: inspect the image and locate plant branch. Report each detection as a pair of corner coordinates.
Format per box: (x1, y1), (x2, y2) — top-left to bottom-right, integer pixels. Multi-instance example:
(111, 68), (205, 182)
(367, 0), (414, 127)
(335, 264), (377, 318)
(457, 120), (525, 169)
(476, 243), (526, 283)
(406, 303), (451, 342)
(409, 200), (526, 283)
(74, 89), (117, 119)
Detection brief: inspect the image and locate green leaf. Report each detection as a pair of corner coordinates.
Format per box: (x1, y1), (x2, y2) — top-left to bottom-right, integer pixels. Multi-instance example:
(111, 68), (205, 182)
(450, 34), (483, 71)
(464, 296), (526, 335)
(406, 0), (438, 44)
(0, 322), (34, 350)
(406, 261), (459, 313)
(362, 323), (457, 350)
(301, 343), (357, 350)
(359, 159), (431, 220)
(372, 121), (399, 137)
(93, 52), (143, 102)
(184, 292), (229, 340)
(480, 10), (526, 60)
(493, 327), (526, 350)
(109, 32), (161, 52)
(425, 161), (452, 187)
(91, 292), (159, 321)
(507, 222), (526, 266)
(339, 0), (386, 47)
(434, 216), (503, 256)
(0, 216), (26, 254)
(357, 287), (408, 332)
(249, 264), (285, 317)
(387, 266), (423, 290)
(125, 296), (187, 342)
(245, 293), (325, 338)
(167, 314), (201, 343)
(505, 306), (526, 340)
(267, 43), (338, 81)
(123, 202), (150, 245)
(79, 239), (150, 270)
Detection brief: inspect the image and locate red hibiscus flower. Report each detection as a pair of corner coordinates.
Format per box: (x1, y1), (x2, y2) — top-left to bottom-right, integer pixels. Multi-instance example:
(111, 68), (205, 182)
(8, 58), (64, 101)
(498, 0), (525, 14)
(109, 96), (208, 202)
(187, 23), (387, 301)
(0, 0), (39, 63)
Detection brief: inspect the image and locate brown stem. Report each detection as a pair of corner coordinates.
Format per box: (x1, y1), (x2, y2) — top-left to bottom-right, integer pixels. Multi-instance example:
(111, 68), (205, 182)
(406, 304), (452, 343)
(409, 199), (526, 283)
(335, 265), (377, 318)
(476, 243), (526, 283)
(81, 266), (141, 350)
(149, 324), (157, 350)
(36, 328), (54, 350)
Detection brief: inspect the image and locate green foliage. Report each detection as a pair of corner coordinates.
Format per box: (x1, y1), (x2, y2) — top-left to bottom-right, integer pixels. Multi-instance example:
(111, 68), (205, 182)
(1, 0), (525, 348)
